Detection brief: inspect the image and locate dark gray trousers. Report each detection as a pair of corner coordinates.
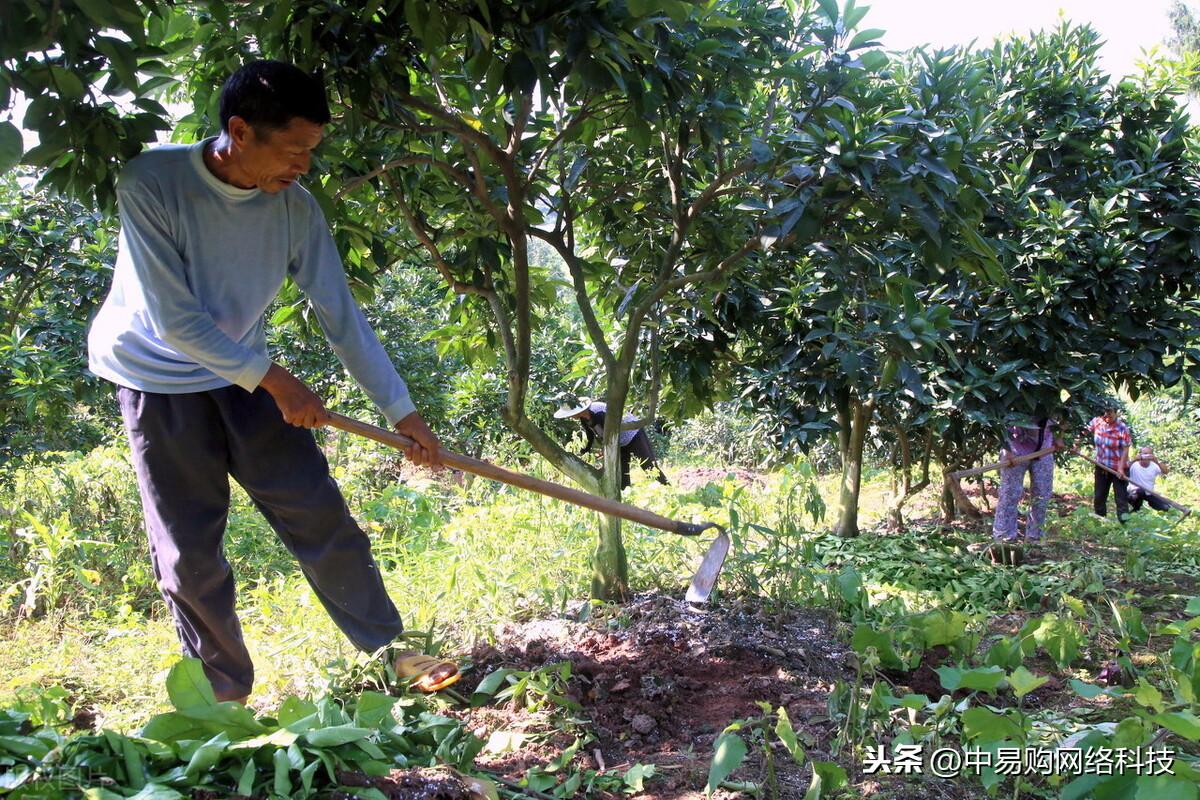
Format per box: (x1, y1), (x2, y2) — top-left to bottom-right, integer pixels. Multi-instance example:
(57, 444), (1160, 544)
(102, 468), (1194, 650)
(619, 430), (669, 489)
(118, 385), (402, 700)
(1093, 465), (1129, 521)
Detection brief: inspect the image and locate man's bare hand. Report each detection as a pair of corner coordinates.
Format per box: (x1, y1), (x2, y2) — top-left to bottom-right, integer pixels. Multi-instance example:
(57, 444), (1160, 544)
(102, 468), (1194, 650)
(260, 363), (328, 428)
(395, 411), (441, 468)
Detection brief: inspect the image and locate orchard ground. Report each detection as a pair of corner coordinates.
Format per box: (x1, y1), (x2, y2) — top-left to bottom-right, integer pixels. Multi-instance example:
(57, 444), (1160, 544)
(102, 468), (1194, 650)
(3, 434), (1200, 798)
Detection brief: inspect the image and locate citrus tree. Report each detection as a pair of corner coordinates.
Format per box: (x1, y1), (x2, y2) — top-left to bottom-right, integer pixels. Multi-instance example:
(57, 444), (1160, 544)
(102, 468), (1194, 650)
(2, 0), (907, 598)
(668, 23), (1200, 534)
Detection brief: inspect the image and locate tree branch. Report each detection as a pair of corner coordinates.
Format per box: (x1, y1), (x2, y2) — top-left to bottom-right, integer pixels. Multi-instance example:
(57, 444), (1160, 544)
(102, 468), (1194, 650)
(334, 156), (475, 200)
(524, 99), (622, 188)
(401, 94), (508, 164)
(507, 90), (534, 156)
(528, 226), (617, 370)
(386, 175), (491, 298)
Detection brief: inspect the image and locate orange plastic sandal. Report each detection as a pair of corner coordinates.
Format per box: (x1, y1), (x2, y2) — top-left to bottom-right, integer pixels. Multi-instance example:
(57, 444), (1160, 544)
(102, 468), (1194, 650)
(392, 652), (461, 692)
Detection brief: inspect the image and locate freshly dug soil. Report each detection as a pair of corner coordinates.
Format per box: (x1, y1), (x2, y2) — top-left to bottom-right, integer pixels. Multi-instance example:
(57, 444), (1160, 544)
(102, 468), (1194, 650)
(455, 593), (856, 798)
(334, 767), (478, 800)
(673, 468), (766, 492)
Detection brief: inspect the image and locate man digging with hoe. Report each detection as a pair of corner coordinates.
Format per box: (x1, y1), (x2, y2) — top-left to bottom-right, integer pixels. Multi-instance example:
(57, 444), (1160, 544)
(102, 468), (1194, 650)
(87, 60), (458, 704)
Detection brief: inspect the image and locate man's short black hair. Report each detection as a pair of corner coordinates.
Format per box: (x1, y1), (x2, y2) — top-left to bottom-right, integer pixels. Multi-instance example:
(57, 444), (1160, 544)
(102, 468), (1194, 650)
(219, 60), (331, 134)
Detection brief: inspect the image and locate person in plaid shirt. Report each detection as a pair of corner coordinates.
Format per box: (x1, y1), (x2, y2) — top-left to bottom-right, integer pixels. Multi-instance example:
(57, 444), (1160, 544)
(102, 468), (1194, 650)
(1087, 404), (1132, 520)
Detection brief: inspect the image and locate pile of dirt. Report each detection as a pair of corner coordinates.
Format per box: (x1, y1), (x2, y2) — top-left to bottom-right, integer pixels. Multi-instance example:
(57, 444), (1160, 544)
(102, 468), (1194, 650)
(334, 767), (478, 800)
(456, 594), (856, 798)
(672, 467), (766, 492)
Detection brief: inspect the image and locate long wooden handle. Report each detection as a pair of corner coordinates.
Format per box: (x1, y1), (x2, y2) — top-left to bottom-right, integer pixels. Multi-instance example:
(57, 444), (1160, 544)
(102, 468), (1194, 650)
(948, 446), (1058, 479)
(1067, 450), (1192, 514)
(325, 412), (713, 536)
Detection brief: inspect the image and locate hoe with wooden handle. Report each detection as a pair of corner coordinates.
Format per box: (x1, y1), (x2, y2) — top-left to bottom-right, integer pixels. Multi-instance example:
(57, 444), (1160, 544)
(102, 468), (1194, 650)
(327, 412), (731, 604)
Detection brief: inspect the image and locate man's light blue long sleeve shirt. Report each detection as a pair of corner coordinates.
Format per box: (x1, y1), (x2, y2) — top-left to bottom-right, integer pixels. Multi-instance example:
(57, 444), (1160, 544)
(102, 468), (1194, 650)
(87, 138), (415, 426)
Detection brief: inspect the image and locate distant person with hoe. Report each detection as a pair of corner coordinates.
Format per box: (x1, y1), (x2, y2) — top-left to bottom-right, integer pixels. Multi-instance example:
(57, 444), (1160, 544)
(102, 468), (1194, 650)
(1128, 447), (1171, 512)
(87, 61), (458, 704)
(554, 395), (669, 488)
(1085, 404), (1133, 521)
(992, 410), (1064, 543)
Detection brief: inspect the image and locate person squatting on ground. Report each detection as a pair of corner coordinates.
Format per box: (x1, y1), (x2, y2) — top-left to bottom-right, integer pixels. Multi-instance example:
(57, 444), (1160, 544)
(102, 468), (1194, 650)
(1128, 447), (1171, 512)
(992, 413), (1062, 542)
(1086, 405), (1133, 521)
(554, 395), (669, 489)
(87, 60), (457, 703)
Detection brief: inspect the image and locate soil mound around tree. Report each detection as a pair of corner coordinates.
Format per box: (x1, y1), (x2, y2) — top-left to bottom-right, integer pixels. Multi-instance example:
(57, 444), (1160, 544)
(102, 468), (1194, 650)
(456, 594), (855, 798)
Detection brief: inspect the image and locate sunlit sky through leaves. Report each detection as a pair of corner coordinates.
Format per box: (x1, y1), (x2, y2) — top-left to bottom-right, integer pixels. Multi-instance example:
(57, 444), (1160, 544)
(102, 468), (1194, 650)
(864, 0), (1177, 81)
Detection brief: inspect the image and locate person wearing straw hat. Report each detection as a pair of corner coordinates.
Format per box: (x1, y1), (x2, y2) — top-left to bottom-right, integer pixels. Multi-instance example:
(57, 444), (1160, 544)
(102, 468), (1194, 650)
(554, 394), (669, 488)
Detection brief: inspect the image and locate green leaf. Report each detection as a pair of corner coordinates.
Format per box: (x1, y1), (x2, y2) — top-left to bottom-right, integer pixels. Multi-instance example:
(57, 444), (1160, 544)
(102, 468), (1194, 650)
(705, 733), (747, 796)
(1135, 680), (1165, 712)
(1185, 596), (1200, 616)
(127, 785), (185, 800)
(273, 747), (292, 796)
(48, 67), (86, 100)
(484, 730), (529, 755)
(1153, 711), (1200, 741)
(961, 707), (1022, 742)
(937, 666), (1005, 694)
(0, 122), (23, 174)
(1071, 679), (1109, 699)
(471, 668), (517, 705)
(1032, 614), (1083, 667)
(278, 696), (319, 729)
(775, 708), (806, 765)
(915, 609), (969, 648)
(804, 761), (848, 800)
(184, 732), (230, 779)
(74, 0), (121, 26)
(1008, 666), (1048, 699)
(850, 625), (903, 670)
(1133, 774), (1197, 800)
(623, 763), (656, 792)
(121, 736), (147, 790)
(0, 735), (53, 760)
(353, 692), (399, 729)
(847, 29), (885, 50)
(303, 725), (374, 747)
(815, 0), (839, 23)
(236, 760), (256, 796)
(859, 50), (890, 72)
(165, 658), (217, 710)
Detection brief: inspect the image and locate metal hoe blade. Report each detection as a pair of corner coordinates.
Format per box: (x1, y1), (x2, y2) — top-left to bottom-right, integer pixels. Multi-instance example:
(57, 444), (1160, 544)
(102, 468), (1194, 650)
(686, 530), (731, 604)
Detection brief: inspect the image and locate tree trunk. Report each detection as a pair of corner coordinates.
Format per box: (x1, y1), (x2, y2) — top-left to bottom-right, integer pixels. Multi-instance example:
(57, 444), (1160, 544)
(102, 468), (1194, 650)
(646, 306), (662, 428)
(588, 378), (634, 600)
(945, 475), (983, 519)
(836, 398), (871, 538)
(886, 427), (932, 530)
(941, 479), (956, 523)
(591, 511), (630, 602)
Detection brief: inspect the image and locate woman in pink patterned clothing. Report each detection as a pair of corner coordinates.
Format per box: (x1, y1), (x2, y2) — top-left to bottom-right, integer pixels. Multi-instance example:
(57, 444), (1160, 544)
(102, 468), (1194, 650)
(993, 413), (1064, 543)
